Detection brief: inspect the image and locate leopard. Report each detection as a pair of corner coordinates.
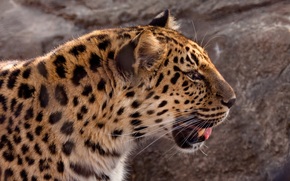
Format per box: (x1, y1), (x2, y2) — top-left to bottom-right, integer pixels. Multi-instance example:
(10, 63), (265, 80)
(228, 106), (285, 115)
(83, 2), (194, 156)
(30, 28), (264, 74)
(0, 10), (236, 181)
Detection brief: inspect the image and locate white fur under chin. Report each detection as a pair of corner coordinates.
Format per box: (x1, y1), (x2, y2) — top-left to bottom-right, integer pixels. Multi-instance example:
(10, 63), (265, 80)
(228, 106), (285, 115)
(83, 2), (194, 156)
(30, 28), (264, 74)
(110, 154), (128, 181)
(176, 142), (204, 154)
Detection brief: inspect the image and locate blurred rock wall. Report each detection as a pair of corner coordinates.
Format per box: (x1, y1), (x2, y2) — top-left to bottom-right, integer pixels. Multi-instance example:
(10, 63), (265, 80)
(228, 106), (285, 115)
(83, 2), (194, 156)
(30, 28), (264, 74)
(0, 0), (289, 180)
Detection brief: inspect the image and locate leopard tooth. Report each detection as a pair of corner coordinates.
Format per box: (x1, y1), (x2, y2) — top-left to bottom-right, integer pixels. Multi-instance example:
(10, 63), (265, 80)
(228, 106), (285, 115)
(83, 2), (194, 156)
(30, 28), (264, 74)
(198, 129), (205, 137)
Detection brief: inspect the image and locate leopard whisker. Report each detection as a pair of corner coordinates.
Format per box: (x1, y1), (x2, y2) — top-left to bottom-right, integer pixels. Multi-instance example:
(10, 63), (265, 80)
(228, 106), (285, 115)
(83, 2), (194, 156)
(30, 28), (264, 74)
(203, 34), (222, 50)
(133, 130), (174, 157)
(161, 144), (178, 158)
(163, 147), (180, 161)
(199, 147), (208, 156)
(190, 20), (198, 43)
(200, 31), (208, 48)
(122, 119), (202, 146)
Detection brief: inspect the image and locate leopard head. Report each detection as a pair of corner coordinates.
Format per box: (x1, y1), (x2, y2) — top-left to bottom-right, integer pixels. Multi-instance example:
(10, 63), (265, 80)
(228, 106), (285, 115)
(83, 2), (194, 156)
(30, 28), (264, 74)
(115, 10), (236, 152)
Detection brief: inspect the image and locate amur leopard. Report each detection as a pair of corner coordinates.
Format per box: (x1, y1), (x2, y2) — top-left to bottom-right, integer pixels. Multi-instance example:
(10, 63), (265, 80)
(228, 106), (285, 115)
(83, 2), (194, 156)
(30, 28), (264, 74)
(0, 10), (236, 181)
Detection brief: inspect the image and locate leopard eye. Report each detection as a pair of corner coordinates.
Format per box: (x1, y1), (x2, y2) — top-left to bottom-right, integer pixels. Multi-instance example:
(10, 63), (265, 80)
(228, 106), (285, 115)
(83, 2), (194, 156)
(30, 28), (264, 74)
(186, 70), (203, 81)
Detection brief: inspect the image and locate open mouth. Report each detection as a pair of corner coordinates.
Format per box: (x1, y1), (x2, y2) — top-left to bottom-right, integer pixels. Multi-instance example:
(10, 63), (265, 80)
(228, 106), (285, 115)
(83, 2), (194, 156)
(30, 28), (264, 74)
(172, 120), (213, 149)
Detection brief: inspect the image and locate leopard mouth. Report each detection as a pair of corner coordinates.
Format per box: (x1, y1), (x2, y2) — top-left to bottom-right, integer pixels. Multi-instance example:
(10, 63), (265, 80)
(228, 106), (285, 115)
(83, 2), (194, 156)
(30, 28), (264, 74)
(172, 119), (213, 149)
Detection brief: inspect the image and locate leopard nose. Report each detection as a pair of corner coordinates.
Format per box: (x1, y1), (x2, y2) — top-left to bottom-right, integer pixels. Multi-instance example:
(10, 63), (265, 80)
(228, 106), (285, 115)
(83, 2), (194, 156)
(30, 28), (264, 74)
(221, 98), (236, 108)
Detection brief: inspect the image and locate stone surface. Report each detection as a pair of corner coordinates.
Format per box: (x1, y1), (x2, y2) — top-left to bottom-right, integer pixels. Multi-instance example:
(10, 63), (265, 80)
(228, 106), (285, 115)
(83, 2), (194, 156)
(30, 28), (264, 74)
(0, 0), (289, 181)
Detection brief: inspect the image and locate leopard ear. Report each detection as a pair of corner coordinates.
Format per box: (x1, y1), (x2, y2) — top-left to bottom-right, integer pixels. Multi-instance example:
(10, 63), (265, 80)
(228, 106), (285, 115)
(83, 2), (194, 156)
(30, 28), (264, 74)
(115, 30), (165, 76)
(134, 30), (165, 72)
(149, 10), (180, 31)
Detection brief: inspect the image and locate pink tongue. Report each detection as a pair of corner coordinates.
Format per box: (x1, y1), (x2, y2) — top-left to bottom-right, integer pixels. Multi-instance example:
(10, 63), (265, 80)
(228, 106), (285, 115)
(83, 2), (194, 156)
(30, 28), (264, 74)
(204, 128), (212, 140)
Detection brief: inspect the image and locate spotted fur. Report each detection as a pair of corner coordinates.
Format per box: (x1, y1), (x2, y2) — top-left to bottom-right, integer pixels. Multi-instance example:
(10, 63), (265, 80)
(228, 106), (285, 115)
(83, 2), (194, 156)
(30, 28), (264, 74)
(0, 10), (235, 181)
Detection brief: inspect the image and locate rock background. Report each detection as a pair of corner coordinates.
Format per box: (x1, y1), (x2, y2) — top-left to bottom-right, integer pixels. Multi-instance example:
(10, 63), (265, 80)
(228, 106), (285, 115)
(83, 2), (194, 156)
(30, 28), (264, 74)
(0, 0), (289, 181)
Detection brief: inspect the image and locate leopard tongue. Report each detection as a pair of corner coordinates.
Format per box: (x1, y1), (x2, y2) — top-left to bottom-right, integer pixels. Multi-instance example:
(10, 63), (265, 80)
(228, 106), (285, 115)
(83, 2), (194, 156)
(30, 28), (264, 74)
(198, 128), (212, 140)
(204, 128), (212, 140)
